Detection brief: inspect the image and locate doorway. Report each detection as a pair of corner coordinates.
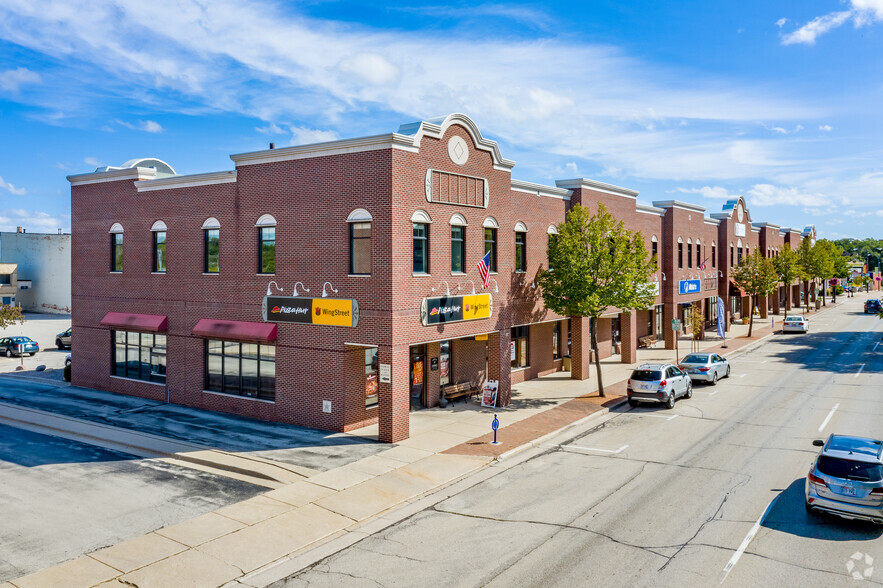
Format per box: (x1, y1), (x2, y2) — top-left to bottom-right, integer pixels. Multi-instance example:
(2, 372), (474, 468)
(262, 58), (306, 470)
(409, 344), (426, 410)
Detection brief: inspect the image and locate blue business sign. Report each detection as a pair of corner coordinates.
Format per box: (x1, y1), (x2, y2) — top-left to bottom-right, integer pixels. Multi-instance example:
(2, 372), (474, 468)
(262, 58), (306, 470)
(679, 279), (701, 295)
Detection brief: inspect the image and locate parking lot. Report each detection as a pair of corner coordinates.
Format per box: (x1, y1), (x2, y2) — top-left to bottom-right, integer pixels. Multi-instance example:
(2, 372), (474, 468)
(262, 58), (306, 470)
(0, 312), (71, 376)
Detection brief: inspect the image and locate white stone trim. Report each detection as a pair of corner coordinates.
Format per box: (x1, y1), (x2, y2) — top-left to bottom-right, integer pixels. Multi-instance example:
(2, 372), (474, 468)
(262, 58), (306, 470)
(411, 209), (432, 224)
(555, 178), (639, 199)
(510, 179), (572, 200)
(202, 217), (221, 230)
(109, 223), (124, 234)
(651, 200), (707, 213)
(136, 171), (236, 192)
(449, 213), (468, 226)
(677, 237), (683, 243)
(651, 235), (658, 242)
(67, 167), (157, 186)
(347, 208), (373, 222)
(547, 225), (559, 235)
(150, 220), (167, 232)
(514, 221), (528, 232)
(397, 113), (516, 172)
(255, 214), (277, 227)
(230, 134), (419, 167)
(483, 217), (499, 229)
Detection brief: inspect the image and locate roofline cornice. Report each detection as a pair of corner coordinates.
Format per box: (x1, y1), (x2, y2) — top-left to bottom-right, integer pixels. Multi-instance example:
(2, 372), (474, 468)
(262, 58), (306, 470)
(555, 178), (639, 199)
(135, 171), (237, 192)
(398, 113), (516, 172)
(67, 167), (157, 186)
(636, 204), (665, 216)
(511, 179), (572, 200)
(650, 200), (707, 213)
(230, 134), (418, 166)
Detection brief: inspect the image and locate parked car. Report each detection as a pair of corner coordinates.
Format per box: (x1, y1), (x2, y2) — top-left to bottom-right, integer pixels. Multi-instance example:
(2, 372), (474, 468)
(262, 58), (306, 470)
(865, 299), (881, 314)
(56, 328), (72, 350)
(678, 353), (730, 385)
(65, 353), (71, 366)
(627, 363), (692, 409)
(782, 315), (809, 333)
(0, 336), (39, 357)
(805, 434), (883, 525)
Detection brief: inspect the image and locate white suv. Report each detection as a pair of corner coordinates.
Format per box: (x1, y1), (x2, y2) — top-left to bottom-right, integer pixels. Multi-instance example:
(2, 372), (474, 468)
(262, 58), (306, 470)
(627, 363), (692, 409)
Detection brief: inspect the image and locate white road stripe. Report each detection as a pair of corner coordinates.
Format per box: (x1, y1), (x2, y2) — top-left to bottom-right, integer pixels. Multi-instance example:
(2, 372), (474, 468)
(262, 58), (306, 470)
(818, 403), (840, 432)
(739, 374), (746, 378)
(874, 342), (880, 352)
(720, 494), (781, 584)
(761, 360), (767, 364)
(855, 363), (865, 377)
(637, 413), (680, 421)
(568, 444), (628, 454)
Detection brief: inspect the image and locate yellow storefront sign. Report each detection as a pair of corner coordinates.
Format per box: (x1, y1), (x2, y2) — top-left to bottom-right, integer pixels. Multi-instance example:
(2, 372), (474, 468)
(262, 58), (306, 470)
(462, 294), (492, 321)
(311, 298), (355, 326)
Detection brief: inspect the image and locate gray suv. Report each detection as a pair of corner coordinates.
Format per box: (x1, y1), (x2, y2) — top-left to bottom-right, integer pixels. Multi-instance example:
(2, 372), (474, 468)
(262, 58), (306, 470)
(56, 328), (71, 350)
(627, 363), (692, 409)
(805, 435), (883, 525)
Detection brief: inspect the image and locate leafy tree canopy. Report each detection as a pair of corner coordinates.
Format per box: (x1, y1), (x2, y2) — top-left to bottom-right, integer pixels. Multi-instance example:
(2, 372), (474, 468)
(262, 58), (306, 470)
(0, 304), (25, 330)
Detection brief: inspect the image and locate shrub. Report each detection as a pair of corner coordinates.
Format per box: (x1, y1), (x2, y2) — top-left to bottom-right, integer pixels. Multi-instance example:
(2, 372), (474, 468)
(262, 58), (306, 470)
(63, 363), (71, 382)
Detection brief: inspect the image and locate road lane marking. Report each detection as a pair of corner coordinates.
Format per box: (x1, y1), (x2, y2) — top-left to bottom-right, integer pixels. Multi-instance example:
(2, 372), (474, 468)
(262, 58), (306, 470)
(818, 403), (840, 432)
(638, 413), (680, 421)
(874, 342), (880, 352)
(855, 363), (865, 377)
(720, 494), (781, 584)
(739, 374), (746, 378)
(568, 444), (628, 454)
(761, 360), (768, 364)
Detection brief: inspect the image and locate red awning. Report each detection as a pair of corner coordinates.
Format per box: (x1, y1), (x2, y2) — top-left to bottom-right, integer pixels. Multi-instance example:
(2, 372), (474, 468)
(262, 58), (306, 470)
(100, 312), (168, 332)
(192, 319), (277, 343)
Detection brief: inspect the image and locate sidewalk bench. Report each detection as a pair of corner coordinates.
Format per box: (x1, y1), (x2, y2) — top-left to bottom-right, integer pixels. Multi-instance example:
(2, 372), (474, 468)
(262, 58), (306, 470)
(637, 335), (657, 349)
(443, 382), (477, 405)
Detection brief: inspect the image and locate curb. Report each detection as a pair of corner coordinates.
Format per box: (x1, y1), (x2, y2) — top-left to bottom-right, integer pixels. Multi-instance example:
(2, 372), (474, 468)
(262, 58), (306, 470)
(0, 372), (70, 387)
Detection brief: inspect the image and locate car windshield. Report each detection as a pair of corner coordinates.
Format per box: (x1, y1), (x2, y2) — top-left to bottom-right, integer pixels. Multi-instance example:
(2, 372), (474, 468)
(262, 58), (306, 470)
(681, 355), (709, 364)
(631, 369), (662, 381)
(817, 456), (883, 481)
(10, 337), (31, 342)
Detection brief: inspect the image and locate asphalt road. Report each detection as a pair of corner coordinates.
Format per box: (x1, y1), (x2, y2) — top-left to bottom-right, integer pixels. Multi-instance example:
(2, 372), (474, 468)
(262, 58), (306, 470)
(279, 298), (883, 587)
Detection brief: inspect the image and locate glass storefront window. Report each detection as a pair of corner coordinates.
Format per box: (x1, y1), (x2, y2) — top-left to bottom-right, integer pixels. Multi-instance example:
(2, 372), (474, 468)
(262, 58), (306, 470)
(205, 339), (275, 401)
(552, 322), (561, 359)
(365, 348), (378, 407)
(112, 330), (167, 384)
(511, 326), (529, 368)
(439, 341), (451, 387)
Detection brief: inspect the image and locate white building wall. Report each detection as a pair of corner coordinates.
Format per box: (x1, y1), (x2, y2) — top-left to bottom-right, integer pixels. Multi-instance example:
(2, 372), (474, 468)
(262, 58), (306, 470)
(0, 232), (71, 314)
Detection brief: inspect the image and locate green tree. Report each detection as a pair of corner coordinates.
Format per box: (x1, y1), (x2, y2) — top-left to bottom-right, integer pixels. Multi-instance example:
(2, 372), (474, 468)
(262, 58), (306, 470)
(797, 238), (820, 311)
(537, 203), (656, 397)
(731, 250), (779, 337)
(0, 304), (25, 329)
(813, 240), (839, 305)
(773, 243), (804, 319)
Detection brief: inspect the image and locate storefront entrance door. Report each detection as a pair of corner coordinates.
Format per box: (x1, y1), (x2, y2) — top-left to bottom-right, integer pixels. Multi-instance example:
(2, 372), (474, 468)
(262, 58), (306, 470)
(409, 345), (427, 410)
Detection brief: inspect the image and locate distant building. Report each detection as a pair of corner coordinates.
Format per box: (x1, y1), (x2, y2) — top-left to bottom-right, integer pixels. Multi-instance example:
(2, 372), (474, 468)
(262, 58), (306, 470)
(0, 229), (71, 314)
(0, 263), (18, 305)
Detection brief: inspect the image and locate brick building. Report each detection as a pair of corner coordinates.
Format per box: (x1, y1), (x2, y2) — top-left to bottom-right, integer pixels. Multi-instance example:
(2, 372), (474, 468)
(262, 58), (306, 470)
(68, 113), (814, 442)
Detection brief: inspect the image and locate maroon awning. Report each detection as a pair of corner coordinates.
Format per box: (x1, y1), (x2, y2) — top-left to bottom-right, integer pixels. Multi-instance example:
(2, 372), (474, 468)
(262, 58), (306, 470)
(100, 312), (168, 332)
(192, 319), (277, 343)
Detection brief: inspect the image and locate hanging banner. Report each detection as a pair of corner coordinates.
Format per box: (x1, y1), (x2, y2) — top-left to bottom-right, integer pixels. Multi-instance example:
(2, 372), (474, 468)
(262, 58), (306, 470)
(262, 296), (359, 327)
(421, 293), (492, 326)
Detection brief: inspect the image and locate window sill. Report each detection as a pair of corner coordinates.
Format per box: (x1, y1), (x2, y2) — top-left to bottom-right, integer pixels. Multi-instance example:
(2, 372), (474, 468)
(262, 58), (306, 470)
(110, 375), (166, 387)
(511, 366), (530, 372)
(202, 272), (219, 276)
(348, 274), (371, 278)
(203, 389), (276, 404)
(451, 272), (467, 276)
(257, 273), (275, 276)
(514, 270), (526, 274)
(151, 272), (166, 275)
(109, 271), (122, 274)
(366, 403), (379, 410)
(412, 273), (431, 277)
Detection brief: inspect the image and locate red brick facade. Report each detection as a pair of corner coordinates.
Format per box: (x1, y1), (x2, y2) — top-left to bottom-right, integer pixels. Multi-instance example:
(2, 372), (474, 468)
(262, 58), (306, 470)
(68, 114), (812, 443)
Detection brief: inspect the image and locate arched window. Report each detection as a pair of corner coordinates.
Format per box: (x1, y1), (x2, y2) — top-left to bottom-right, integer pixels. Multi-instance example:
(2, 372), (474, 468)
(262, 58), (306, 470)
(202, 218), (220, 273)
(109, 223), (124, 272)
(411, 210), (431, 274)
(514, 222), (527, 273)
(677, 237), (684, 270)
(651, 235), (658, 268)
(687, 238), (693, 269)
(711, 241), (716, 268)
(347, 209), (373, 275)
(151, 221), (167, 273)
(256, 215), (277, 274)
(450, 215), (467, 273)
(483, 218), (499, 272)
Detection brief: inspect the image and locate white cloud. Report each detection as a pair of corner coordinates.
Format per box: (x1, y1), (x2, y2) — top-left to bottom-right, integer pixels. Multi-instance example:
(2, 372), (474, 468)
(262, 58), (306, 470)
(0, 175), (27, 196)
(819, 124), (832, 131)
(677, 186), (735, 200)
(256, 123), (285, 135)
(782, 11), (852, 45)
(84, 157), (102, 167)
(776, 18), (788, 27)
(289, 126), (339, 145)
(337, 53), (400, 86)
(114, 119), (163, 133)
(0, 209), (69, 233)
(0, 67), (42, 92)
(746, 183), (829, 207)
(877, 209), (883, 217)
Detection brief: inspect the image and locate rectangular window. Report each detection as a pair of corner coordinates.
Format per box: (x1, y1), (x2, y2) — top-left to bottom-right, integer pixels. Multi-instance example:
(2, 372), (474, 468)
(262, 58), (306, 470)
(485, 228), (497, 272)
(552, 321), (562, 360)
(515, 232), (526, 273)
(651, 241), (658, 268)
(259, 227), (276, 274)
(111, 233), (123, 272)
(730, 246), (734, 267)
(349, 222), (371, 275)
(451, 226), (465, 273)
(548, 234), (557, 270)
(738, 247), (743, 264)
(365, 347), (378, 407)
(712, 245), (716, 268)
(204, 229), (219, 273)
(204, 339), (275, 401)
(153, 231), (166, 273)
(510, 325), (529, 368)
(112, 330), (166, 384)
(439, 340), (451, 387)
(655, 305), (664, 338)
(696, 244), (701, 268)
(687, 243), (693, 268)
(678, 243), (684, 269)
(413, 223), (428, 274)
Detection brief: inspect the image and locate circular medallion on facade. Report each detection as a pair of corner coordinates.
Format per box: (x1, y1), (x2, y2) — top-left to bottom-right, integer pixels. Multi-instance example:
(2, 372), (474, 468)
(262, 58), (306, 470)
(447, 136), (469, 166)
(737, 203), (744, 222)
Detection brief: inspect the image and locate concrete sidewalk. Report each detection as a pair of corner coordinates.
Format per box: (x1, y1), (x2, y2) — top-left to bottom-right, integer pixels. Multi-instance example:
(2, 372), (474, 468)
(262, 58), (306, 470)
(3, 296), (851, 588)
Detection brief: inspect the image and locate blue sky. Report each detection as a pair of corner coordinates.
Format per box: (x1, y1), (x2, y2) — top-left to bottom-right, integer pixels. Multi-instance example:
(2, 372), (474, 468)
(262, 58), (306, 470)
(1, 0), (882, 238)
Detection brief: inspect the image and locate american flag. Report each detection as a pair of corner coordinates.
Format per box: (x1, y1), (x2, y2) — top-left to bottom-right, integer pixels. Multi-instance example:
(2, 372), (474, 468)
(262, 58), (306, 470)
(477, 251), (491, 288)
(699, 257), (709, 270)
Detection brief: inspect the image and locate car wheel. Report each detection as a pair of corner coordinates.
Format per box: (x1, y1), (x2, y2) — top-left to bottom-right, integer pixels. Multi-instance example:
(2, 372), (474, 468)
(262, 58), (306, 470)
(5, 349), (11, 358)
(804, 501), (817, 515)
(29, 352), (36, 356)
(628, 399), (639, 408)
(726, 365), (731, 378)
(56, 339), (64, 350)
(685, 381), (693, 399)
(665, 392), (676, 409)
(711, 372), (718, 386)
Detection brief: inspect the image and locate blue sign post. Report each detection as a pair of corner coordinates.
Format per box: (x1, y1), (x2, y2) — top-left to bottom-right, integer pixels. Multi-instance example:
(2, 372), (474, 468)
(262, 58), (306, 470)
(491, 414), (500, 445)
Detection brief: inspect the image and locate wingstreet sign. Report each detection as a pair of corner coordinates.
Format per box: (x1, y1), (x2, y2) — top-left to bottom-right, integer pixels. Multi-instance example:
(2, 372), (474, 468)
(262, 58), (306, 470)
(420, 293), (493, 326)
(262, 296), (360, 327)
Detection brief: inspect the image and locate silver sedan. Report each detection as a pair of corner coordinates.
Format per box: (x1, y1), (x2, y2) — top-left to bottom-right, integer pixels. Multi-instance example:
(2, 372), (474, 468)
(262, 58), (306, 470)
(678, 353), (730, 385)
